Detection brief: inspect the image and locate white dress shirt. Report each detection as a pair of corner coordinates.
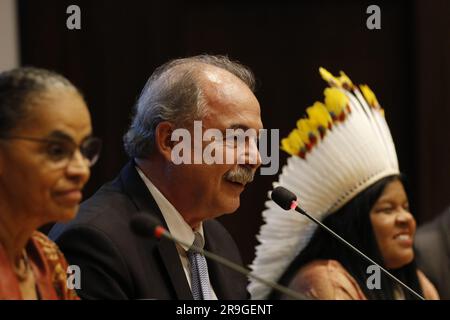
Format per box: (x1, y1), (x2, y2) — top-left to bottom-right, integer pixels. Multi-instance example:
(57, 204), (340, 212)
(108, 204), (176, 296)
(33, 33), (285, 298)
(136, 166), (218, 299)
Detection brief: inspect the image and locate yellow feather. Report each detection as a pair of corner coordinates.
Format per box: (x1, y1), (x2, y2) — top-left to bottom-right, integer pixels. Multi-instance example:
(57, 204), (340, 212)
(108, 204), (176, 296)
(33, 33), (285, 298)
(338, 71), (354, 89)
(307, 102), (332, 128)
(319, 67), (338, 85)
(359, 84), (380, 108)
(324, 87), (348, 116)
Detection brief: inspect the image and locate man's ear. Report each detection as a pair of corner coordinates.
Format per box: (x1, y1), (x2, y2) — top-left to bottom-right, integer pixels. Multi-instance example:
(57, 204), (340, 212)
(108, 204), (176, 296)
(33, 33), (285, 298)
(154, 121), (175, 162)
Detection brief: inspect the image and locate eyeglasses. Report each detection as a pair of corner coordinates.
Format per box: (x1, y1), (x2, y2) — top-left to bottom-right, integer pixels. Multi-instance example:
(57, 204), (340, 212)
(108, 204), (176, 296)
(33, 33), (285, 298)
(0, 135), (102, 168)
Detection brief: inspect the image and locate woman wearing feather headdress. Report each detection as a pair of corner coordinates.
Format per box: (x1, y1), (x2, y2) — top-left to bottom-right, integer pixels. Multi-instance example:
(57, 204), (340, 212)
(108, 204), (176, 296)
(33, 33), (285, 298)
(249, 68), (439, 300)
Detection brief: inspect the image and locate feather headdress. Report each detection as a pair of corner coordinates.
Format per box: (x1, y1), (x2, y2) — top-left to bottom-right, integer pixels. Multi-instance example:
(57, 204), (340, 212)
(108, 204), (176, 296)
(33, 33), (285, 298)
(248, 68), (399, 299)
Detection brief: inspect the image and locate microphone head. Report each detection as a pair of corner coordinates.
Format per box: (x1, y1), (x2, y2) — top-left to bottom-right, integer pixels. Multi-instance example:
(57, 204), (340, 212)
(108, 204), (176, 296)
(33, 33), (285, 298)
(130, 213), (162, 238)
(271, 186), (297, 210)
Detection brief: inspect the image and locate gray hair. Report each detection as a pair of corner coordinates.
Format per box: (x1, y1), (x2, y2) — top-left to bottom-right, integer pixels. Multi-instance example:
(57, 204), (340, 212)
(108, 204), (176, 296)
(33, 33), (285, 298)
(0, 67), (79, 135)
(123, 54), (256, 158)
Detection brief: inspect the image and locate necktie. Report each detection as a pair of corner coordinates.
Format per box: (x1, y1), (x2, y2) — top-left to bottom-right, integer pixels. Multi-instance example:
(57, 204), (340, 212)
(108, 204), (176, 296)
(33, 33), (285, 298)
(187, 232), (212, 300)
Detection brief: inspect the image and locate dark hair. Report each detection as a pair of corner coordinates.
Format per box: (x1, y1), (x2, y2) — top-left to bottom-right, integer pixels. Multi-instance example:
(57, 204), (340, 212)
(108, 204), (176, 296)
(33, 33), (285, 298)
(274, 175), (423, 300)
(0, 67), (80, 135)
(123, 54), (256, 158)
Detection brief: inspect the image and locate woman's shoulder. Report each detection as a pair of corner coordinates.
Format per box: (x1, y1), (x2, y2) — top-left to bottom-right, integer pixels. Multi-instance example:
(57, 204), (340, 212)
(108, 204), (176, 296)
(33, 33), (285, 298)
(29, 231), (79, 300)
(417, 269), (440, 300)
(296, 259), (352, 280)
(31, 231), (67, 262)
(30, 231), (68, 279)
(31, 231), (60, 251)
(288, 259), (367, 300)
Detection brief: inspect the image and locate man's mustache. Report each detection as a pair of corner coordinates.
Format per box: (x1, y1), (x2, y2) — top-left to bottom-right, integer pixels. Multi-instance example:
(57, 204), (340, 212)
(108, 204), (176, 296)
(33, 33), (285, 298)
(224, 166), (255, 185)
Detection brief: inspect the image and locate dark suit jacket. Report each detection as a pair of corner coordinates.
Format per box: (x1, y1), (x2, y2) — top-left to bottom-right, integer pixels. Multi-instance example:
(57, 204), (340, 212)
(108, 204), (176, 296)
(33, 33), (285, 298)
(49, 161), (248, 300)
(414, 207), (450, 299)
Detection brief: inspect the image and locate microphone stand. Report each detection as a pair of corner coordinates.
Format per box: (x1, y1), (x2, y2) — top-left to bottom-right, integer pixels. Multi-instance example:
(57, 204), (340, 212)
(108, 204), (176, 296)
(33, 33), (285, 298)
(155, 226), (311, 300)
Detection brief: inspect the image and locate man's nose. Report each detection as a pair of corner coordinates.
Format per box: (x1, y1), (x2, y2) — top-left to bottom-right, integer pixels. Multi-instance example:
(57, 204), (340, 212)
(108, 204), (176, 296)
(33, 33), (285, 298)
(246, 137), (261, 169)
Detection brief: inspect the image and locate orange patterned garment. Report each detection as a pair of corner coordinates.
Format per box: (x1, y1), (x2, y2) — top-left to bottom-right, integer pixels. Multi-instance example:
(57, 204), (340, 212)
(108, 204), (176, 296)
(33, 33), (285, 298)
(0, 231), (79, 300)
(288, 259), (440, 300)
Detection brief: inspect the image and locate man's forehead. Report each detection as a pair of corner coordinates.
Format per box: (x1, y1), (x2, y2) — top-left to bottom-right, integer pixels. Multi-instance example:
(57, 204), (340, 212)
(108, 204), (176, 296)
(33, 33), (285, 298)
(195, 65), (262, 130)
(203, 111), (263, 132)
(203, 98), (262, 129)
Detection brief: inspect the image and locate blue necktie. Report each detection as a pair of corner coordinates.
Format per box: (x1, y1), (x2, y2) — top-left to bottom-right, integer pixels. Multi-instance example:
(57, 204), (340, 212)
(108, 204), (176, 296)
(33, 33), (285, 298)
(188, 232), (212, 300)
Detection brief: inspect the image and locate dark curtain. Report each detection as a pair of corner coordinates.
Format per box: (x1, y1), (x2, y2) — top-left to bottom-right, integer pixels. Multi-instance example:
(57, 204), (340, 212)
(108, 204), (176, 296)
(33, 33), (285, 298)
(18, 0), (450, 265)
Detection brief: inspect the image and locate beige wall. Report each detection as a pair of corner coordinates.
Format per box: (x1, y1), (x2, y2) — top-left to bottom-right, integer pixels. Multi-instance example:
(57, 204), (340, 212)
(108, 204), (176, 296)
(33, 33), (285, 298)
(0, 0), (19, 71)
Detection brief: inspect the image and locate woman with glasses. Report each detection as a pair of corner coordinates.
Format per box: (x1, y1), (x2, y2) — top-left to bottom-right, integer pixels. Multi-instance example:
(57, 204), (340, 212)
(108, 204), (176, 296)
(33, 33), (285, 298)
(0, 67), (101, 299)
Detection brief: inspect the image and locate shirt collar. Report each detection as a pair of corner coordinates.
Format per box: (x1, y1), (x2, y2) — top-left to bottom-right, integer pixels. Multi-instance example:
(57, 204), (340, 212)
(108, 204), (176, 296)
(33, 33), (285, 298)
(135, 166), (204, 251)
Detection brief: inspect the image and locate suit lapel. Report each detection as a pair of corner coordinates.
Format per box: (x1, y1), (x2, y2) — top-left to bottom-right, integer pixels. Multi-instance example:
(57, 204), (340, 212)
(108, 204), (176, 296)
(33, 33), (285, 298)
(119, 161), (192, 299)
(157, 238), (192, 299)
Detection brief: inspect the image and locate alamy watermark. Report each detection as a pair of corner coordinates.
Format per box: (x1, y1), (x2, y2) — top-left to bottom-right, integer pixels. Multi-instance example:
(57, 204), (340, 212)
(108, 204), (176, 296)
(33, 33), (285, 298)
(170, 121), (279, 175)
(366, 264), (381, 290)
(366, 5), (381, 30)
(66, 5), (81, 30)
(67, 265), (81, 290)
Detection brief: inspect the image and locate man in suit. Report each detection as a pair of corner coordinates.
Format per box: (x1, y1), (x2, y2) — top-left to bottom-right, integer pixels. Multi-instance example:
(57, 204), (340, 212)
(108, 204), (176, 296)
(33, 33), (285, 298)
(415, 207), (450, 299)
(49, 55), (263, 299)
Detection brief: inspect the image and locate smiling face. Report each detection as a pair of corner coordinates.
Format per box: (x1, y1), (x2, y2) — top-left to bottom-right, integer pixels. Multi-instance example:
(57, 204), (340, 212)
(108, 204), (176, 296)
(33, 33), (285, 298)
(0, 88), (92, 225)
(172, 66), (263, 221)
(369, 179), (416, 269)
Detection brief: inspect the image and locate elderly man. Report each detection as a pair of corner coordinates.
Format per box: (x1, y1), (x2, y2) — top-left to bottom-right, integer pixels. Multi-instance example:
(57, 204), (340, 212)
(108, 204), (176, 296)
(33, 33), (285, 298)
(49, 55), (263, 300)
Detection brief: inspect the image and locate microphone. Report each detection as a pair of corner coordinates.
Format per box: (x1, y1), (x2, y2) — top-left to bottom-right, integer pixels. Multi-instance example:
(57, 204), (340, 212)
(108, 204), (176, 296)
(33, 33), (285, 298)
(271, 186), (425, 300)
(130, 213), (309, 300)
